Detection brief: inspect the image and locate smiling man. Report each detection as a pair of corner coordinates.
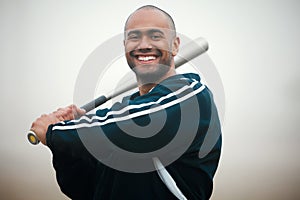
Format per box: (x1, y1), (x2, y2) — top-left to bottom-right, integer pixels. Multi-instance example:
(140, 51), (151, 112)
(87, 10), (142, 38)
(30, 5), (222, 200)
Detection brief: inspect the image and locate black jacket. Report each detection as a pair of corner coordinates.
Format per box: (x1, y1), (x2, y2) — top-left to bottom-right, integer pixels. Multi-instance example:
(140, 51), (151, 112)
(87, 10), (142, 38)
(46, 73), (222, 200)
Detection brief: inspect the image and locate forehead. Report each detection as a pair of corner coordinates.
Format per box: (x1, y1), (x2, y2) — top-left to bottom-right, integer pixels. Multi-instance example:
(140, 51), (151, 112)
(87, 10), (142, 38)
(126, 9), (171, 31)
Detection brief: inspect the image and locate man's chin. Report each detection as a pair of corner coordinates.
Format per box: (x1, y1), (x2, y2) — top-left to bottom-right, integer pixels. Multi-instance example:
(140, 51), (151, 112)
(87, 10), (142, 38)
(133, 65), (171, 85)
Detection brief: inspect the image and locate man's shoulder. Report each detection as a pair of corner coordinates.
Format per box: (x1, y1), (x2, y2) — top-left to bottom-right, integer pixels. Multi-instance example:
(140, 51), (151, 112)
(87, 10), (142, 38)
(153, 73), (204, 96)
(95, 73), (204, 116)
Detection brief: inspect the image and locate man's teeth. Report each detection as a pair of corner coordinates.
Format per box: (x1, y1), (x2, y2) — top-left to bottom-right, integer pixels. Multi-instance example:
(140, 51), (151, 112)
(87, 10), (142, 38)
(137, 56), (156, 61)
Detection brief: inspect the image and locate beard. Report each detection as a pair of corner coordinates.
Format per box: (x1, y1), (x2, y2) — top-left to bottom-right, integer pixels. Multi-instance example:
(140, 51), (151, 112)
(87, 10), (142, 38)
(127, 49), (173, 85)
(132, 63), (171, 85)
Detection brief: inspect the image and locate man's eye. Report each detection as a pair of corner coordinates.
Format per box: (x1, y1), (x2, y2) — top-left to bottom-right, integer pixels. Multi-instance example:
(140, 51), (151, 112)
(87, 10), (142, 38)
(151, 35), (162, 40)
(128, 35), (139, 40)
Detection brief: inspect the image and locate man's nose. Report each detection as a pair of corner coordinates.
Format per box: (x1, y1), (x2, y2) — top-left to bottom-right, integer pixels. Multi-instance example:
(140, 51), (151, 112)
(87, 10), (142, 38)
(137, 36), (152, 50)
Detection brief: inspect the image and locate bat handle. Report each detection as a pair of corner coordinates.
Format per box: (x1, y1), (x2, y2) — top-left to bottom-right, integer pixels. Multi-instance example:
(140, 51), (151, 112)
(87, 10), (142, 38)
(81, 95), (108, 112)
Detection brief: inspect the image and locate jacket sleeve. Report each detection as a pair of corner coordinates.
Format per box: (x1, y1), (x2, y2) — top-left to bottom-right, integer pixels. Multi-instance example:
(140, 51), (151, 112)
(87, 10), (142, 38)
(46, 119), (100, 200)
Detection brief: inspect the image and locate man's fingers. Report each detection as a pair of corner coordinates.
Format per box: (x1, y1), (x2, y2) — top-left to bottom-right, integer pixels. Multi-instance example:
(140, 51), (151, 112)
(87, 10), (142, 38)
(52, 104), (86, 121)
(54, 106), (73, 120)
(30, 115), (49, 145)
(74, 106), (86, 117)
(69, 104), (86, 118)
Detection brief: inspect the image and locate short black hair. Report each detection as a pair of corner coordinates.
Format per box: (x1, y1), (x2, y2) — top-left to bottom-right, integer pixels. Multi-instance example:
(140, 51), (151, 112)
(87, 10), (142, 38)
(124, 5), (176, 32)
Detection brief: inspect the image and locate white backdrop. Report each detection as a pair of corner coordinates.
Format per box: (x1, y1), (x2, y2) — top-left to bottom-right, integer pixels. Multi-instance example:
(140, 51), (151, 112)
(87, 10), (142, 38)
(1, 0), (299, 199)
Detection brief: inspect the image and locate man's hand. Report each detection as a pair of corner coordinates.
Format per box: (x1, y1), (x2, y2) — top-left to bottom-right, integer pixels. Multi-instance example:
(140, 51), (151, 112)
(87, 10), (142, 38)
(30, 105), (86, 145)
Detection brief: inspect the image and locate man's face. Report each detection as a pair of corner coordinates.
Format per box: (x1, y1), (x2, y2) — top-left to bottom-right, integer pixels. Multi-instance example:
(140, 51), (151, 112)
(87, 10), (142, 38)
(124, 9), (179, 83)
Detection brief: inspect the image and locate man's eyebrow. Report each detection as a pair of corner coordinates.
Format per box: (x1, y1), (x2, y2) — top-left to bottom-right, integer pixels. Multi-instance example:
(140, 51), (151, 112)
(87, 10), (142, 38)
(126, 30), (141, 36)
(147, 29), (164, 35)
(126, 29), (165, 36)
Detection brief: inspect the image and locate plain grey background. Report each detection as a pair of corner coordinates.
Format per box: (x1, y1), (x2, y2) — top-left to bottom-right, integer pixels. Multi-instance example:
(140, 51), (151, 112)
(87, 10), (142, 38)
(1, 0), (299, 199)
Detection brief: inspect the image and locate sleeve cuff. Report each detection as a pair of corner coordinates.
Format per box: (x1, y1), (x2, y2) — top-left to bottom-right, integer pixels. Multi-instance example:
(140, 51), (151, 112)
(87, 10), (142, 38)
(46, 124), (54, 149)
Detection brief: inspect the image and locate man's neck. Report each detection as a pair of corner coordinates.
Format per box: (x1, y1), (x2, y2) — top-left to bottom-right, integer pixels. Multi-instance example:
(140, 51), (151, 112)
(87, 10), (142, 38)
(137, 68), (176, 96)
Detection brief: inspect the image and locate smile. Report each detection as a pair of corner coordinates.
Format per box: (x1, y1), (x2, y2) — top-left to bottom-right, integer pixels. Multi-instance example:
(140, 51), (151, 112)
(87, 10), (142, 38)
(137, 55), (157, 61)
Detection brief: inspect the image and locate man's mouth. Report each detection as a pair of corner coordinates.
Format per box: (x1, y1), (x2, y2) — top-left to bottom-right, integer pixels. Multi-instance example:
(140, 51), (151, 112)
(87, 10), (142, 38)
(136, 55), (157, 62)
(129, 50), (162, 64)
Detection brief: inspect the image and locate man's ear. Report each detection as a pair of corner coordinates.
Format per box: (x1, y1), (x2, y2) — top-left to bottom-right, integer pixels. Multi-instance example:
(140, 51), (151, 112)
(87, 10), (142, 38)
(172, 37), (180, 56)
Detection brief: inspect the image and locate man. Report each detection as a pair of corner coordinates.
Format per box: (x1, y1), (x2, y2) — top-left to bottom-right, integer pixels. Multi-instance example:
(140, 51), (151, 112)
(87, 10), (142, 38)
(31, 5), (222, 200)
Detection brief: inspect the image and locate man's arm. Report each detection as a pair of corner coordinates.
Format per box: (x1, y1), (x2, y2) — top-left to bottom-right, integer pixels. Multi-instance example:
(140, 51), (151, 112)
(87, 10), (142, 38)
(30, 105), (99, 199)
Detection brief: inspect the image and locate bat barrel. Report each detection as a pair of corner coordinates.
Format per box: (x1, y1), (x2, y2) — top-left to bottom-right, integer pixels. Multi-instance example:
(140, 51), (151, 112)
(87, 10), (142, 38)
(175, 37), (208, 68)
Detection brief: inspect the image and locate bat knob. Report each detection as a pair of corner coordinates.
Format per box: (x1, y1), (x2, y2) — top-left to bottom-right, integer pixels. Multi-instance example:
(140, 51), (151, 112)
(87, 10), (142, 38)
(27, 130), (40, 145)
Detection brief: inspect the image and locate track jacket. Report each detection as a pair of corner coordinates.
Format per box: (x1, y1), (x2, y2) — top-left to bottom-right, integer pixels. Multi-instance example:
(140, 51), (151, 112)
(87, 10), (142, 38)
(46, 73), (222, 200)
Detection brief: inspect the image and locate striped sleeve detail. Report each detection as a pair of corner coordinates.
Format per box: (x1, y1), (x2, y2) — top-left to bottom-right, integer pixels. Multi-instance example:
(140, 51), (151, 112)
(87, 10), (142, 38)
(52, 80), (205, 132)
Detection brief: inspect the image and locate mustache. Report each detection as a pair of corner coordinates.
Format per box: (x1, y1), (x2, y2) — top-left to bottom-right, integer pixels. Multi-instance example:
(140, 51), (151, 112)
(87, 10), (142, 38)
(129, 48), (163, 57)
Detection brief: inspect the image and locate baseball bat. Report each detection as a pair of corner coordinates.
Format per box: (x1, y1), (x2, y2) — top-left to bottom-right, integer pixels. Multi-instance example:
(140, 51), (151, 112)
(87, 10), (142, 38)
(27, 37), (209, 145)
